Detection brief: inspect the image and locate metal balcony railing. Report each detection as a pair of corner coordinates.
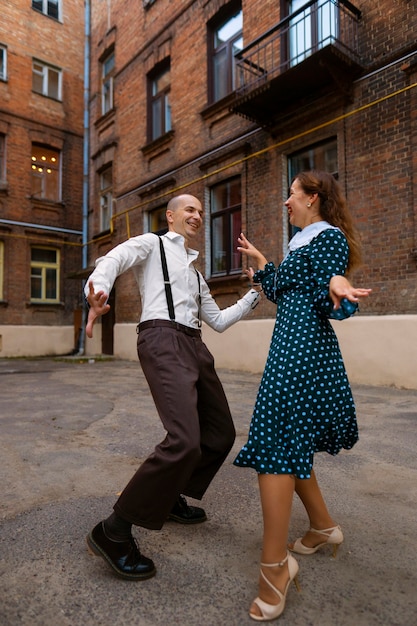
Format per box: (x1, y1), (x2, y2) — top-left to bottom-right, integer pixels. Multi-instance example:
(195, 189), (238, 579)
(235, 0), (361, 98)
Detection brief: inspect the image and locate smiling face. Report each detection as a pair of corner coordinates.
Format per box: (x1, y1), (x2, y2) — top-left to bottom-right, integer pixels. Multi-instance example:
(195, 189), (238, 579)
(166, 194), (203, 243)
(285, 178), (320, 230)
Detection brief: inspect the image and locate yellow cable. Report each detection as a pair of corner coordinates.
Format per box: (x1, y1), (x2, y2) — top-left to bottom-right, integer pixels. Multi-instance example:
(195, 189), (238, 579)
(111, 81), (417, 227)
(4, 81), (416, 249)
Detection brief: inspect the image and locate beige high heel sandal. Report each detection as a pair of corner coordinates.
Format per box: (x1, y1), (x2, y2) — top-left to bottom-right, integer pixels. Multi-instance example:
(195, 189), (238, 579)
(249, 552), (300, 622)
(290, 525), (344, 558)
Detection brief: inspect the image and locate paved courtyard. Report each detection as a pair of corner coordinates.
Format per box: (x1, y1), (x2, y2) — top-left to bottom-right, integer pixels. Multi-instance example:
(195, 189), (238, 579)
(0, 357), (416, 626)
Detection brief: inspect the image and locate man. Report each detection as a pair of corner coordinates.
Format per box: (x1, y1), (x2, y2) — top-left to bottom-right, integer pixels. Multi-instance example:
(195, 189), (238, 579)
(84, 194), (261, 580)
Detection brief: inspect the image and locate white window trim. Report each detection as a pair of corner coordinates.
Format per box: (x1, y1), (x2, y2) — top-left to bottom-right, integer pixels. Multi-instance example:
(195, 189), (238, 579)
(32, 59), (63, 100)
(0, 134), (6, 183)
(0, 44), (7, 81)
(32, 0), (61, 21)
(30, 247), (60, 303)
(99, 167), (113, 232)
(101, 53), (115, 116)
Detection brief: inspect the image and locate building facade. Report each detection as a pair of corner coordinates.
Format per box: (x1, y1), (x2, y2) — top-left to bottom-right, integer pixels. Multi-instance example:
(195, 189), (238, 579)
(84, 0), (417, 388)
(0, 0), (85, 356)
(1, 1), (416, 387)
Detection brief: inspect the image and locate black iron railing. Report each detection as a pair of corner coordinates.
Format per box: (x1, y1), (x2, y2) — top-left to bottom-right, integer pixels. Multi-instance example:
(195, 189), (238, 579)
(235, 0), (361, 97)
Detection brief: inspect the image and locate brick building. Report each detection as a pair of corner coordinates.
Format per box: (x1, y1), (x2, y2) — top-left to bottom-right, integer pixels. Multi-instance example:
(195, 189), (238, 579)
(0, 0), (85, 356)
(2, 1), (415, 387)
(84, 0), (417, 388)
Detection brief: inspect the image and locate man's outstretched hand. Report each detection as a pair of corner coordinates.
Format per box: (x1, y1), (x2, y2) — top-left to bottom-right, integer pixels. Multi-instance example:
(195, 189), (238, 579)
(86, 280), (111, 338)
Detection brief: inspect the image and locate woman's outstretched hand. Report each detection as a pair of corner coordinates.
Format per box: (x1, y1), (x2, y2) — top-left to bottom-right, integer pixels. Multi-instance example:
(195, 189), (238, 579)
(329, 276), (372, 310)
(237, 233), (268, 271)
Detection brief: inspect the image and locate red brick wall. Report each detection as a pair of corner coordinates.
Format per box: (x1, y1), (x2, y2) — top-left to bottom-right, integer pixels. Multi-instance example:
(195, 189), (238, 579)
(87, 0), (417, 327)
(0, 0), (84, 327)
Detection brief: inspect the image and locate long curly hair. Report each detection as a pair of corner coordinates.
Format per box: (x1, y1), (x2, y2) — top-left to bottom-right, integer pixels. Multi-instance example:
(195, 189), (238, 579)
(295, 170), (362, 273)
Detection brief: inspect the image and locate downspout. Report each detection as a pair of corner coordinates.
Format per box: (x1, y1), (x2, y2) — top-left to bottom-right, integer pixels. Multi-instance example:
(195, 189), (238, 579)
(77, 0), (91, 355)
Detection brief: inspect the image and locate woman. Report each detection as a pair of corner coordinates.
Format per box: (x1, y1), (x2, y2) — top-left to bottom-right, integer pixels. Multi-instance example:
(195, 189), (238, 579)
(234, 171), (371, 621)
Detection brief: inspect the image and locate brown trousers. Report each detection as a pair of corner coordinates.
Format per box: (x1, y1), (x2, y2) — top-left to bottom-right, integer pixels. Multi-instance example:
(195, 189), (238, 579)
(113, 322), (236, 530)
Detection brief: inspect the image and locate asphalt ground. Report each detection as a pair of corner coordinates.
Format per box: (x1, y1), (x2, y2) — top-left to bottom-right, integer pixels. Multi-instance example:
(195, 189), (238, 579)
(0, 357), (416, 626)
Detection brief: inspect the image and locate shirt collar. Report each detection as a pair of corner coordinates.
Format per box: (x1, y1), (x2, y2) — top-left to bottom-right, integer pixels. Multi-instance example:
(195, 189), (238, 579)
(288, 221), (340, 251)
(163, 230), (199, 259)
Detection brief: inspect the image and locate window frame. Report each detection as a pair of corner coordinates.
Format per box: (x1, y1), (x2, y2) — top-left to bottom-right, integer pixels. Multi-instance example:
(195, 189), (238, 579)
(147, 60), (172, 142)
(101, 51), (115, 116)
(210, 177), (242, 277)
(288, 137), (338, 182)
(286, 0), (339, 67)
(31, 144), (61, 202)
(208, 2), (243, 104)
(32, 59), (62, 100)
(32, 0), (61, 21)
(99, 165), (113, 232)
(0, 241), (4, 301)
(0, 134), (6, 183)
(30, 246), (60, 303)
(147, 206), (168, 234)
(0, 44), (7, 81)
(287, 137), (338, 239)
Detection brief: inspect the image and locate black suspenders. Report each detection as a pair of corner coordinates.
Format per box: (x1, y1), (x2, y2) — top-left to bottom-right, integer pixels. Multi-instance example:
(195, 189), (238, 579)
(158, 235), (175, 321)
(158, 235), (201, 328)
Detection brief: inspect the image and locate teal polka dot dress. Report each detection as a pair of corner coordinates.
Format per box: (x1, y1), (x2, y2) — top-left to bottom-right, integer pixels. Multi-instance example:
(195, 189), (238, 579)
(234, 228), (358, 479)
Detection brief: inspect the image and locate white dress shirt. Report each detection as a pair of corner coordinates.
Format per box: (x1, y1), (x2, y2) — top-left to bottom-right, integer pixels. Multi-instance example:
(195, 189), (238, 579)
(85, 231), (260, 332)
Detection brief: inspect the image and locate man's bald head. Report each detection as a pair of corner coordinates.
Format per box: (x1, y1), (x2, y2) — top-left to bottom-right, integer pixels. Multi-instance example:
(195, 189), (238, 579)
(167, 194), (200, 213)
(166, 194), (203, 243)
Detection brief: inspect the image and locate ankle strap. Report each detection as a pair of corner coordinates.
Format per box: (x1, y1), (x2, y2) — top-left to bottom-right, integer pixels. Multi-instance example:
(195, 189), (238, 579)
(310, 525), (339, 535)
(260, 553), (289, 568)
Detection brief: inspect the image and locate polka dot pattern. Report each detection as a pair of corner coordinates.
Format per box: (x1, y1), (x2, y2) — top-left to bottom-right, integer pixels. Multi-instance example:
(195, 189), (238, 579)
(234, 229), (359, 478)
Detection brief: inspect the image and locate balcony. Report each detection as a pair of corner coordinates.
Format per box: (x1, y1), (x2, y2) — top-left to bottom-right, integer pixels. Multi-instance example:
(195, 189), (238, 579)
(231, 0), (363, 127)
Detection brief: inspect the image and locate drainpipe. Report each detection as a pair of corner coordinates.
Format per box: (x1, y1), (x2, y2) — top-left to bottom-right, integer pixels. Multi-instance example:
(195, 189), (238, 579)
(77, 0), (91, 355)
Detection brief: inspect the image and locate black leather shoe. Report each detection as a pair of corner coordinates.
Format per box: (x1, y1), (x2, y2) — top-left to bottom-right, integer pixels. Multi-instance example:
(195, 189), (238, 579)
(86, 522), (156, 580)
(167, 495), (207, 524)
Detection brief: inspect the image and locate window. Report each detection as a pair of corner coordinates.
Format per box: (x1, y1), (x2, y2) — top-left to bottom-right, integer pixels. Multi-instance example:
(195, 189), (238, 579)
(30, 247), (60, 303)
(0, 45), (7, 81)
(287, 138), (338, 236)
(32, 0), (60, 20)
(99, 166), (113, 231)
(148, 207), (167, 233)
(32, 60), (62, 100)
(148, 62), (171, 142)
(31, 145), (60, 201)
(288, 138), (338, 182)
(0, 241), (4, 301)
(101, 51), (115, 115)
(288, 0), (338, 66)
(0, 134), (6, 182)
(210, 178), (242, 276)
(209, 5), (242, 103)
